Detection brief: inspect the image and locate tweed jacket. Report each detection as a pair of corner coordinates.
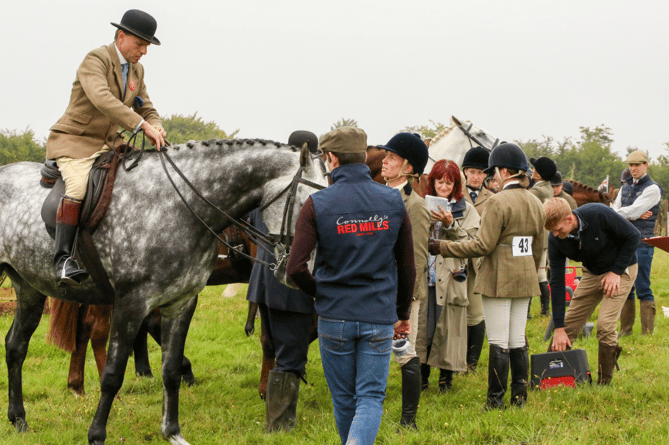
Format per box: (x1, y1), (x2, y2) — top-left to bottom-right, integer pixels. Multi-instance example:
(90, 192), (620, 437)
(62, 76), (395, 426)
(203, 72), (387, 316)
(557, 190), (578, 210)
(464, 186), (494, 217)
(530, 180), (553, 203)
(400, 184), (430, 302)
(46, 43), (161, 160)
(436, 184), (546, 298)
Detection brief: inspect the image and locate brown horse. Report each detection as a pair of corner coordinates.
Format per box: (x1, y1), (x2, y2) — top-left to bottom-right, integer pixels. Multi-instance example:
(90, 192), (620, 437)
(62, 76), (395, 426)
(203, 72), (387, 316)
(567, 179), (616, 207)
(48, 226), (256, 395)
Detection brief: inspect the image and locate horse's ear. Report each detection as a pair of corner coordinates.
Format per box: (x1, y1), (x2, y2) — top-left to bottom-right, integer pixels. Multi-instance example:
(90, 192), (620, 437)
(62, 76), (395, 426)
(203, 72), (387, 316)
(299, 143), (310, 168)
(452, 116), (463, 128)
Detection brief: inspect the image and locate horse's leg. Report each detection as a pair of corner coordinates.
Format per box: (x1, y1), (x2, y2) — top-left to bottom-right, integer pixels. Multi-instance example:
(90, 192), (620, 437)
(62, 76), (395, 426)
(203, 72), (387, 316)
(67, 304), (92, 395)
(158, 295), (198, 445)
(143, 309), (196, 385)
(133, 312), (154, 378)
(87, 306), (146, 445)
(89, 305), (112, 381)
(258, 310), (276, 399)
(245, 302), (257, 336)
(4, 272), (47, 432)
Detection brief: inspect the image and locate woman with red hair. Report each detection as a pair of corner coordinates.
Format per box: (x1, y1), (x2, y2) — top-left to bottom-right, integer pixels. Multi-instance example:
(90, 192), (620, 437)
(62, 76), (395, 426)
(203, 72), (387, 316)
(416, 160), (480, 393)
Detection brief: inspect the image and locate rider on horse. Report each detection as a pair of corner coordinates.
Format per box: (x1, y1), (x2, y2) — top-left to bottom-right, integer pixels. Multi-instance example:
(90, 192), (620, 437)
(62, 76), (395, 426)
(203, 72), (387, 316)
(45, 9), (166, 286)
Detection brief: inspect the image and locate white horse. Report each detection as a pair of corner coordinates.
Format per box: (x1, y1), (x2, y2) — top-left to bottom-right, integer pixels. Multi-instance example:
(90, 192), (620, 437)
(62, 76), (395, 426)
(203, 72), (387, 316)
(426, 115), (499, 173)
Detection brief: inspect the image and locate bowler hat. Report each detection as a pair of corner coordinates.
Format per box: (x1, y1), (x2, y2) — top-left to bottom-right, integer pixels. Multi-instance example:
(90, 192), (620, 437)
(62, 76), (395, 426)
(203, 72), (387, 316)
(530, 156), (557, 181)
(112, 9), (160, 45)
(288, 130), (319, 153)
(550, 171), (563, 186)
(320, 127), (367, 154)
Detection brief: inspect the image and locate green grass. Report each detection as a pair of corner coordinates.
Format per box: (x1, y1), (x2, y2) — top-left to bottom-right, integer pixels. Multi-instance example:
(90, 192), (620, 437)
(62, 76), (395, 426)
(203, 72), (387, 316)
(2, 251), (669, 444)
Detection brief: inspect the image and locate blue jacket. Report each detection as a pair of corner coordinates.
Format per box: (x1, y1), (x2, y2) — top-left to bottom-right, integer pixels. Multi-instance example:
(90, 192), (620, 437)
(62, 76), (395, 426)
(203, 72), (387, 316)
(548, 203), (640, 328)
(245, 209), (314, 314)
(287, 163), (415, 325)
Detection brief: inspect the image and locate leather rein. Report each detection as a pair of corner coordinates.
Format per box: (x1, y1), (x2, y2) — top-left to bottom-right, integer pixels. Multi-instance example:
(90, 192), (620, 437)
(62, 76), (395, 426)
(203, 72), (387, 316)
(154, 143), (325, 269)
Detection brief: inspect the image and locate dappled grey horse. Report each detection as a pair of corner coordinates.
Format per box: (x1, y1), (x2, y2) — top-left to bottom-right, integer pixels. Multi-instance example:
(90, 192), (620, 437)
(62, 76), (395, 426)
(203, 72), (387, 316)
(0, 139), (327, 445)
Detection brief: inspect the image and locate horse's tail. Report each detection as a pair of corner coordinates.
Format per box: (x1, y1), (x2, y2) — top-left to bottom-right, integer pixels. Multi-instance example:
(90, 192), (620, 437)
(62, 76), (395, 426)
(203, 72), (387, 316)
(47, 298), (81, 353)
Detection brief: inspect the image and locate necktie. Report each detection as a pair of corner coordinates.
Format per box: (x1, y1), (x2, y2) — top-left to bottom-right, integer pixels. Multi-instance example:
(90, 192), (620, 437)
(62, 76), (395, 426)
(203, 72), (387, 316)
(122, 63), (129, 99)
(470, 191), (477, 203)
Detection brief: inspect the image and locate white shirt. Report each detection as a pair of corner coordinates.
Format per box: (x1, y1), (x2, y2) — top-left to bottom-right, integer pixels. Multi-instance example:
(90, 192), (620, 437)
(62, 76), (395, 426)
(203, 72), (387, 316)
(612, 174), (661, 221)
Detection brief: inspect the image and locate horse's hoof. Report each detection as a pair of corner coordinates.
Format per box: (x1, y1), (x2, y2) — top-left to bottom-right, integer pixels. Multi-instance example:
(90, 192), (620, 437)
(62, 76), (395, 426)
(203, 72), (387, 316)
(182, 375), (197, 387)
(167, 433), (191, 445)
(13, 417), (29, 433)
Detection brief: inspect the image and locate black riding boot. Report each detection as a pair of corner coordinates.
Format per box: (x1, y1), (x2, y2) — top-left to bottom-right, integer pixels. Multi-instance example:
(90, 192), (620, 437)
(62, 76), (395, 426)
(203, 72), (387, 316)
(526, 297), (533, 319)
(421, 363), (431, 391)
(509, 346), (529, 407)
(466, 321), (486, 373)
(485, 345), (509, 410)
(399, 357), (421, 429)
(539, 281), (551, 316)
(54, 197), (88, 286)
(265, 370), (300, 431)
(438, 369), (454, 394)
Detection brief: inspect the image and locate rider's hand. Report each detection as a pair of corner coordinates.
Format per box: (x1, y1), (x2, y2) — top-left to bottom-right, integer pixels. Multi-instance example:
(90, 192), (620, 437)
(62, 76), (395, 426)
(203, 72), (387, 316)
(141, 121), (165, 151)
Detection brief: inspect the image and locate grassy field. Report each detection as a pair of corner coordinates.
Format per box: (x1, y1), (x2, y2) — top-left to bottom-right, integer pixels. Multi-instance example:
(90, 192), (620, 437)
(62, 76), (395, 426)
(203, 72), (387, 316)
(1, 251), (669, 444)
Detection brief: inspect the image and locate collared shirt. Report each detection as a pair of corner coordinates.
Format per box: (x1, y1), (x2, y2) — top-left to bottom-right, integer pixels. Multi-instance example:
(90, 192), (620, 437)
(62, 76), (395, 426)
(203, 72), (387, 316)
(502, 180), (520, 190)
(612, 174), (661, 221)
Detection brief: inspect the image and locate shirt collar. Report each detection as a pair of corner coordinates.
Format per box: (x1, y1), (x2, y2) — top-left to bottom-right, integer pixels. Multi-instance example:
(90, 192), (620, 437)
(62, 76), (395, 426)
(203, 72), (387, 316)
(568, 213), (584, 240)
(392, 180), (408, 191)
(115, 44), (128, 65)
(502, 180), (520, 190)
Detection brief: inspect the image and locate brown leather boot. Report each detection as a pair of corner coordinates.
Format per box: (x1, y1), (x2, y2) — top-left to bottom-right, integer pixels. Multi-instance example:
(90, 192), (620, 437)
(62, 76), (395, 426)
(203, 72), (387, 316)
(54, 197), (89, 286)
(618, 299), (635, 337)
(640, 300), (656, 335)
(597, 343), (621, 385)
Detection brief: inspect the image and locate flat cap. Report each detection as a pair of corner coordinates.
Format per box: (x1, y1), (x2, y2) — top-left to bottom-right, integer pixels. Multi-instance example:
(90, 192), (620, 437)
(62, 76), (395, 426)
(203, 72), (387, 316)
(625, 150), (648, 163)
(320, 126), (367, 154)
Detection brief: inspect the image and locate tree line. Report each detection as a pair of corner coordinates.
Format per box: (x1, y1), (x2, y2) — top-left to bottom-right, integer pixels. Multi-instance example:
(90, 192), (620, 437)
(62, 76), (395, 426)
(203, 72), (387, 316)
(2, 115), (667, 197)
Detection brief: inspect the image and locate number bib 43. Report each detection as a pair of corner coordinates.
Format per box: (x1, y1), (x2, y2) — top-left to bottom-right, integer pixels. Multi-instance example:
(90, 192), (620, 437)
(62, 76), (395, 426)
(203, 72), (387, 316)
(512, 236), (533, 256)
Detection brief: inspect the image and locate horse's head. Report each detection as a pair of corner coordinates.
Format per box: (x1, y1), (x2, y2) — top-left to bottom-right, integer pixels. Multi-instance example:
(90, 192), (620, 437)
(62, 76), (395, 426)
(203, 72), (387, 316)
(426, 116), (499, 174)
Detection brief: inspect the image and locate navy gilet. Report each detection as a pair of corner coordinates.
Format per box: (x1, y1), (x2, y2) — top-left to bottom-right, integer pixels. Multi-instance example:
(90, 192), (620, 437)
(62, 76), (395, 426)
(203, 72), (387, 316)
(310, 163), (408, 324)
(619, 175), (661, 239)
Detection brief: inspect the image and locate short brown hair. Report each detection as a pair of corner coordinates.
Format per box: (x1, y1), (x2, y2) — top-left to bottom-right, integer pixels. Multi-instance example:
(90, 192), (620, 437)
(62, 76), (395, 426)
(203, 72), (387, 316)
(326, 151), (366, 166)
(543, 197), (572, 229)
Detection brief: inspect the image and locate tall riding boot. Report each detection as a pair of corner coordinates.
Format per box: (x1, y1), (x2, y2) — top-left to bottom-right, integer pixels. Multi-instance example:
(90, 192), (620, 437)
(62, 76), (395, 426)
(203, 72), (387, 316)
(438, 369), (454, 394)
(640, 300), (656, 335)
(485, 345), (509, 410)
(618, 299), (635, 337)
(597, 343), (621, 385)
(399, 357), (421, 429)
(265, 370), (300, 431)
(539, 281), (551, 316)
(466, 321), (486, 374)
(54, 197), (89, 286)
(526, 297), (533, 319)
(509, 346), (529, 407)
(421, 363), (431, 391)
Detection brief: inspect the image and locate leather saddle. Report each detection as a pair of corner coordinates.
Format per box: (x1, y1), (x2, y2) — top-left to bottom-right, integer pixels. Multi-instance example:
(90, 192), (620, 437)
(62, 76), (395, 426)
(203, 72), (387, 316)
(40, 148), (124, 238)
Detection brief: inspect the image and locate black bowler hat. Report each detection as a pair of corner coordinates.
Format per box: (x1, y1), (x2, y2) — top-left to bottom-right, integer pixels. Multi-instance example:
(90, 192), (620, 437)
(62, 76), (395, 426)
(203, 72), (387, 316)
(530, 156), (557, 181)
(111, 9), (160, 45)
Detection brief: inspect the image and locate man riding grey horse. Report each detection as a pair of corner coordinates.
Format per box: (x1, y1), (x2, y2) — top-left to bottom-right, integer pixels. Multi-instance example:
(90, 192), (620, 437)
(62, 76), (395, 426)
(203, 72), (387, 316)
(46, 9), (166, 286)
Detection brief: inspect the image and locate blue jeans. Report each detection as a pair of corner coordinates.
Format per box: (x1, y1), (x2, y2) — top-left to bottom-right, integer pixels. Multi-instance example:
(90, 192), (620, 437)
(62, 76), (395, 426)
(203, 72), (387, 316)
(318, 317), (393, 445)
(628, 243), (654, 302)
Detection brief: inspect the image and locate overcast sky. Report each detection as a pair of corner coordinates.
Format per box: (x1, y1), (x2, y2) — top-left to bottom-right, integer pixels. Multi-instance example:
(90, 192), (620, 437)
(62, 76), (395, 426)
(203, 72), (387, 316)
(3, 1), (668, 161)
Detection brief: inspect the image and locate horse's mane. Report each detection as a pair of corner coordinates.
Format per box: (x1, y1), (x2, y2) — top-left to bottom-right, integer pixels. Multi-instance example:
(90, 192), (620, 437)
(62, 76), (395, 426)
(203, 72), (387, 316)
(430, 122), (457, 146)
(567, 179), (601, 194)
(169, 138), (296, 152)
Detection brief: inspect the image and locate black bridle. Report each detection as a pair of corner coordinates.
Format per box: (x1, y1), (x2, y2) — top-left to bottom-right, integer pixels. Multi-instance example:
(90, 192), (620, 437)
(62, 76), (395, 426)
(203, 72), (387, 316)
(457, 122), (500, 151)
(156, 147), (325, 269)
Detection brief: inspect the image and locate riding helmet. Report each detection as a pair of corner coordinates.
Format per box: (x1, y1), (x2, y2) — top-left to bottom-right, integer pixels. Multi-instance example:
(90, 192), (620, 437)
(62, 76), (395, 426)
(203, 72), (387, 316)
(379, 133), (429, 175)
(484, 143), (529, 174)
(288, 130), (319, 153)
(529, 156), (557, 181)
(462, 146), (490, 171)
(550, 171), (563, 186)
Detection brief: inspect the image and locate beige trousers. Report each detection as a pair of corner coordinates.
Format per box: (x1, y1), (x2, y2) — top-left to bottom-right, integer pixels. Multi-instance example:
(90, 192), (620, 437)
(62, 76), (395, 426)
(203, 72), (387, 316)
(394, 299), (421, 366)
(564, 264), (638, 347)
(56, 146), (111, 200)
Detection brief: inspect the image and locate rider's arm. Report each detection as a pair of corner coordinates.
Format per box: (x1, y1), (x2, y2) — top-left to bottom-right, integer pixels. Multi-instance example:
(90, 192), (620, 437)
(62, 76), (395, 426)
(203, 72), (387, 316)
(286, 197), (318, 297)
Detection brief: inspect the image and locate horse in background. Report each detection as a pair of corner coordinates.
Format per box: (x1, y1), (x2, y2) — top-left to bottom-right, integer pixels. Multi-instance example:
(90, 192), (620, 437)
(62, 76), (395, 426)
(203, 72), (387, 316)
(568, 179), (616, 207)
(1, 139), (327, 445)
(365, 115), (499, 197)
